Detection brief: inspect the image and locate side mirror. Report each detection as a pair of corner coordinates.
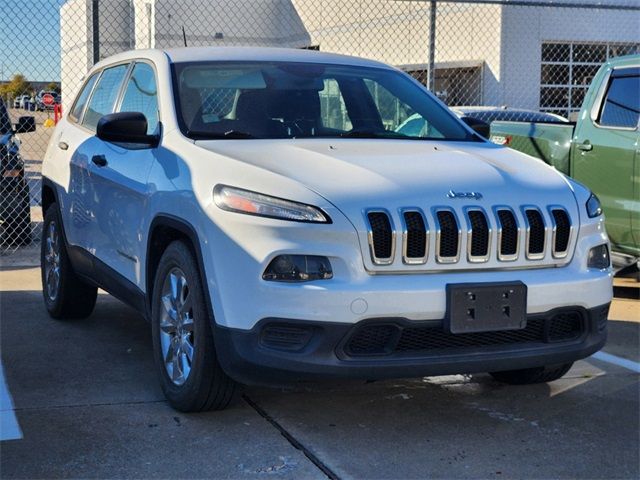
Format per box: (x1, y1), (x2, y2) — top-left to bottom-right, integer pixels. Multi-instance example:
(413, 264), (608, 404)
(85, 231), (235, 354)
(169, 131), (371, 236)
(14, 116), (36, 133)
(96, 112), (159, 148)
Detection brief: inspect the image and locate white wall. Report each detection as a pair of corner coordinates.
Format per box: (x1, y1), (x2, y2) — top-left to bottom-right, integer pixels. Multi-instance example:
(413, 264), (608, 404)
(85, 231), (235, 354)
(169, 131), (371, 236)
(60, 0), (92, 111)
(501, 5), (640, 110)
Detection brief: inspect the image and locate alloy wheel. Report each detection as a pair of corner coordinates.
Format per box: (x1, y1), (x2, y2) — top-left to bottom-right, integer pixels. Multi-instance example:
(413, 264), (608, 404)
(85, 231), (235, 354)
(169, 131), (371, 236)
(159, 268), (195, 386)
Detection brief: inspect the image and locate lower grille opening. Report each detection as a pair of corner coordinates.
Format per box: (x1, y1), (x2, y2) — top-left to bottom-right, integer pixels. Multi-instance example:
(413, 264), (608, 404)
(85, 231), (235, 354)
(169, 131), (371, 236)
(261, 324), (314, 351)
(344, 312), (585, 357)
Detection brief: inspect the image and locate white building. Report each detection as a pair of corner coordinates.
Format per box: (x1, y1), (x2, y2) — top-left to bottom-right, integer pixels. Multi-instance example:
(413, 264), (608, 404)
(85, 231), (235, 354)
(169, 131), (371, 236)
(60, 0), (640, 117)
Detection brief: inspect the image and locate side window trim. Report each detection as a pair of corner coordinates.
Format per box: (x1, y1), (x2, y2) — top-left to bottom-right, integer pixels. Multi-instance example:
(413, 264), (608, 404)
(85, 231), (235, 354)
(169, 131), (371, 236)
(69, 70), (103, 125)
(590, 66), (640, 131)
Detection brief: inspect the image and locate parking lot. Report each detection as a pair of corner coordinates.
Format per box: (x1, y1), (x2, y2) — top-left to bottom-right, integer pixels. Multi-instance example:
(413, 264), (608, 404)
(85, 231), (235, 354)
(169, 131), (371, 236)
(1, 263), (638, 479)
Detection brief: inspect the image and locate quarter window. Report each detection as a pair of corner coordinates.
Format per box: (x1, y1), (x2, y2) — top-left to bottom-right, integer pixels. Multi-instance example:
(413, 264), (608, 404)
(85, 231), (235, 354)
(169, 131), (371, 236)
(69, 73), (99, 122)
(83, 64), (129, 130)
(119, 63), (159, 134)
(599, 75), (640, 129)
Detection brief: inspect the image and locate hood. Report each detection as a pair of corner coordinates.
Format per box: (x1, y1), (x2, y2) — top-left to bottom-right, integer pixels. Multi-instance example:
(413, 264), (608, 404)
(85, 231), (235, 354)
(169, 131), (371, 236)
(195, 138), (578, 218)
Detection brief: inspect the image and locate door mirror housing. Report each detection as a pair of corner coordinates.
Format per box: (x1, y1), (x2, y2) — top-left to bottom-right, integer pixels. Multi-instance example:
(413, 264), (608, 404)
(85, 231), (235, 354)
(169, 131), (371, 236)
(96, 112), (159, 148)
(14, 116), (36, 133)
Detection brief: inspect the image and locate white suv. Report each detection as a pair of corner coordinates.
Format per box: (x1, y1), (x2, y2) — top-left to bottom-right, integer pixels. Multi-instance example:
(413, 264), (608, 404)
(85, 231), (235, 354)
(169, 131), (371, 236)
(41, 47), (612, 412)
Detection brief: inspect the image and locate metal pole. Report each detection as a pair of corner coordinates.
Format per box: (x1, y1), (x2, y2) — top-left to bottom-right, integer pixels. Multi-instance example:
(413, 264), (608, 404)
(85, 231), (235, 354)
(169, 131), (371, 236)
(92, 0), (100, 64)
(427, 0), (436, 91)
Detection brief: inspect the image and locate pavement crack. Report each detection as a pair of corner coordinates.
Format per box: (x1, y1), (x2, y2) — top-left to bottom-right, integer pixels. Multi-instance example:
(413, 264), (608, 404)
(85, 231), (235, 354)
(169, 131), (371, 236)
(243, 394), (340, 480)
(13, 399), (166, 412)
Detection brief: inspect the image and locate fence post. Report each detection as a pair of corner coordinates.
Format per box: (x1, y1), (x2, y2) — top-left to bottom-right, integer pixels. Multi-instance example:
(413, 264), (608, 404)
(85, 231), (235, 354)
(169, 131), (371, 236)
(427, 0), (437, 92)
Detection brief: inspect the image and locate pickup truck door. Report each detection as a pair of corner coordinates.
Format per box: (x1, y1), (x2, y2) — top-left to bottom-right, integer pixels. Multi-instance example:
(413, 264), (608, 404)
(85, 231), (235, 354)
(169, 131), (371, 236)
(571, 66), (640, 255)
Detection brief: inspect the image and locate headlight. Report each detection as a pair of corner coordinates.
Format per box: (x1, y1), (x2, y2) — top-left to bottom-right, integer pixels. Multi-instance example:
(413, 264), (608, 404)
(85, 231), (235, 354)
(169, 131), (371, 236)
(586, 193), (603, 218)
(213, 185), (330, 223)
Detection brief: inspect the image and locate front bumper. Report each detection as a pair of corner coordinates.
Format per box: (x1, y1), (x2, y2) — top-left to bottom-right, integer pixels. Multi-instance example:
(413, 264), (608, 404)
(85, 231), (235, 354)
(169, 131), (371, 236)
(214, 303), (609, 385)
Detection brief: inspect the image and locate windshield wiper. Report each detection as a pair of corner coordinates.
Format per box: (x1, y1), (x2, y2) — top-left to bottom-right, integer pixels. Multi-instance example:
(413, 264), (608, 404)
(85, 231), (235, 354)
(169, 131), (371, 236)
(187, 129), (255, 139)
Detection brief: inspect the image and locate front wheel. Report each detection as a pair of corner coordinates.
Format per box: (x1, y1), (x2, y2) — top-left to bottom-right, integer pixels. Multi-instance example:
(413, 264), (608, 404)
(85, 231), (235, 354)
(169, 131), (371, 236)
(151, 240), (236, 412)
(490, 362), (573, 385)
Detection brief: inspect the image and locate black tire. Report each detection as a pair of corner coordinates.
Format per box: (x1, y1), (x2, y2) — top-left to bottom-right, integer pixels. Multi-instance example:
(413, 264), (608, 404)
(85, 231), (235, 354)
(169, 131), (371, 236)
(1, 190), (31, 247)
(41, 203), (97, 319)
(490, 362), (573, 385)
(151, 240), (236, 412)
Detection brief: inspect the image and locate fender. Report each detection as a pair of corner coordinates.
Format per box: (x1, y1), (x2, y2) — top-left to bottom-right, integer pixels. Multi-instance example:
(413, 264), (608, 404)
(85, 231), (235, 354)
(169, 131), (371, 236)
(146, 214), (216, 325)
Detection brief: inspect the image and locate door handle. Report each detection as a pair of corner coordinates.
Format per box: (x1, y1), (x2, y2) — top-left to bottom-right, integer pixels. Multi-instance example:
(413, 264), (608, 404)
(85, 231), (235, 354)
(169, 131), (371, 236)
(91, 155), (108, 167)
(577, 141), (593, 152)
(58, 141), (69, 150)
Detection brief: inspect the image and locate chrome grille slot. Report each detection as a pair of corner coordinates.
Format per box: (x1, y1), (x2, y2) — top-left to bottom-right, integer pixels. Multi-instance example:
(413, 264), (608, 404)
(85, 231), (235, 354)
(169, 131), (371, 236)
(402, 210), (428, 264)
(435, 210), (460, 263)
(466, 209), (490, 262)
(496, 209), (519, 261)
(525, 208), (546, 259)
(551, 208), (571, 258)
(366, 211), (395, 265)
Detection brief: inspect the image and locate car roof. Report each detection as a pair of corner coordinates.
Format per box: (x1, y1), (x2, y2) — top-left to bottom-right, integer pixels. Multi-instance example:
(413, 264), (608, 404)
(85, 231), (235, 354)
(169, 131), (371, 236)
(92, 46), (396, 71)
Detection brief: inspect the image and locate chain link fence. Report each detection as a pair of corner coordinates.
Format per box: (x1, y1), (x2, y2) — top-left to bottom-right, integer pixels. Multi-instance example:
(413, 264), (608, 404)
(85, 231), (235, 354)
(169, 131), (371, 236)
(1, 0), (639, 255)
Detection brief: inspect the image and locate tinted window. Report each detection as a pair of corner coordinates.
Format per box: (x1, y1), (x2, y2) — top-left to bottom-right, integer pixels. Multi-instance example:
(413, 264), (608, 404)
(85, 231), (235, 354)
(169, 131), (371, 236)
(69, 73), (99, 122)
(119, 63), (159, 134)
(599, 75), (640, 128)
(83, 64), (129, 130)
(173, 62), (474, 141)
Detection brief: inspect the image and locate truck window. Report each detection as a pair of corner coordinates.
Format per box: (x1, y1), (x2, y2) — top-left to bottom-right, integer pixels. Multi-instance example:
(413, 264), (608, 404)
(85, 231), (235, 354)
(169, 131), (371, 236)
(598, 75), (640, 129)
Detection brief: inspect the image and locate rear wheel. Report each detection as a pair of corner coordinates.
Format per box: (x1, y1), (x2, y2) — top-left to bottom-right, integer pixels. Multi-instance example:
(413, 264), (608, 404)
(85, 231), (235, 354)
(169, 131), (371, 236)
(151, 240), (236, 412)
(490, 362), (573, 385)
(41, 203), (97, 319)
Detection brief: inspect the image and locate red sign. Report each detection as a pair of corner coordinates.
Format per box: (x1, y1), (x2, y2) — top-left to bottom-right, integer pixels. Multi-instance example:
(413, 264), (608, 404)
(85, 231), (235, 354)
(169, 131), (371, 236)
(42, 93), (55, 106)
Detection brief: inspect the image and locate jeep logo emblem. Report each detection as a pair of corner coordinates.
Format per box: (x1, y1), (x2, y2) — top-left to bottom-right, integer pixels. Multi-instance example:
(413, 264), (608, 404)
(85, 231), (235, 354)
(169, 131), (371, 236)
(447, 190), (483, 200)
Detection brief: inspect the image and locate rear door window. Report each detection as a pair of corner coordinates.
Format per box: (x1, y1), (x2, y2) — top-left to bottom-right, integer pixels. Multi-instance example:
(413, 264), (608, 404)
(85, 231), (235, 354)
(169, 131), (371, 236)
(83, 64), (129, 130)
(598, 74), (640, 129)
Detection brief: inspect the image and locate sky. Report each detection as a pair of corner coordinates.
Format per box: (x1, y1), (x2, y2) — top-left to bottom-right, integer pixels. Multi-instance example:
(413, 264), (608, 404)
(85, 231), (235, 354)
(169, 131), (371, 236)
(0, 0), (62, 82)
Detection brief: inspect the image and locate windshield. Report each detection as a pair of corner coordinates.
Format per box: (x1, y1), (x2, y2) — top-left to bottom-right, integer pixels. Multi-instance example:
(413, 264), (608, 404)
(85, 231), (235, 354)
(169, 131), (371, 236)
(0, 100), (12, 135)
(172, 61), (476, 141)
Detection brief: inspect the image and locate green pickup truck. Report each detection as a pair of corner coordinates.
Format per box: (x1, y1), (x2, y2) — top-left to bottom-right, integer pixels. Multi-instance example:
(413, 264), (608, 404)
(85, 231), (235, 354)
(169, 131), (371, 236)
(490, 55), (639, 268)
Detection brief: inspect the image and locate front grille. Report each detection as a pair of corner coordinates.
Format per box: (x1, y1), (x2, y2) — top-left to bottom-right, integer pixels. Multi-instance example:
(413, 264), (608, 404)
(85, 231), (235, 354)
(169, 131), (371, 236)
(497, 209), (518, 259)
(467, 210), (489, 260)
(436, 210), (460, 261)
(344, 311), (586, 357)
(403, 210), (427, 262)
(525, 209), (546, 258)
(367, 211), (394, 263)
(362, 204), (573, 268)
(551, 209), (571, 257)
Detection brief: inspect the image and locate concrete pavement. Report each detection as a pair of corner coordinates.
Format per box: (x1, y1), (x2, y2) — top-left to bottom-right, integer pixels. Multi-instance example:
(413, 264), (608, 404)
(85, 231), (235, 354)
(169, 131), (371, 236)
(1, 266), (638, 479)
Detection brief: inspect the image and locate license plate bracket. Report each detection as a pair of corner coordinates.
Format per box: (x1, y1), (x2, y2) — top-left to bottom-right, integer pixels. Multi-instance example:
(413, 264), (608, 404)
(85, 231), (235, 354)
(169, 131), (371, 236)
(445, 282), (527, 334)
